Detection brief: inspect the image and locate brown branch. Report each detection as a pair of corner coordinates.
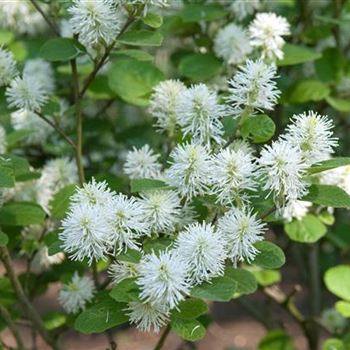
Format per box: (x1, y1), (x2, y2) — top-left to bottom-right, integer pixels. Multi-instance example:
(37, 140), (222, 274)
(29, 0), (60, 36)
(0, 246), (61, 350)
(153, 324), (171, 350)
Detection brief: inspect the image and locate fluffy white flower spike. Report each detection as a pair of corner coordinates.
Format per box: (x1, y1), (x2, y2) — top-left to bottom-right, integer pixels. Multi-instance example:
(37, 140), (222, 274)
(283, 200), (312, 222)
(226, 59), (280, 116)
(58, 272), (95, 314)
(176, 84), (227, 145)
(214, 23), (252, 65)
(137, 250), (190, 309)
(166, 143), (213, 200)
(230, 0), (261, 21)
(68, 0), (123, 48)
(218, 207), (266, 266)
(6, 76), (49, 112)
(249, 12), (290, 60)
(123, 145), (162, 180)
(174, 222), (226, 284)
(211, 147), (257, 205)
(283, 111), (337, 165)
(70, 178), (114, 206)
(258, 140), (309, 208)
(37, 157), (78, 212)
(138, 190), (181, 234)
(23, 59), (55, 94)
(107, 194), (149, 252)
(60, 203), (111, 264)
(126, 301), (170, 333)
(108, 261), (138, 285)
(0, 47), (18, 86)
(11, 109), (52, 145)
(149, 79), (185, 135)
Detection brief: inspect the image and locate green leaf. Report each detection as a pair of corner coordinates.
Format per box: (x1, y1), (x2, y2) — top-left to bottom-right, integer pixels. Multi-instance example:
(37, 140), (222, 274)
(74, 296), (128, 334)
(253, 241), (286, 269)
(0, 232), (8, 246)
(40, 38), (79, 62)
(322, 339), (345, 350)
(224, 267), (258, 295)
(287, 80), (330, 104)
(130, 178), (168, 193)
(114, 49), (153, 61)
(324, 265), (350, 301)
(118, 30), (163, 47)
(179, 53), (222, 82)
(116, 249), (142, 263)
(0, 202), (46, 226)
(6, 129), (34, 147)
(0, 30), (14, 45)
(109, 278), (139, 303)
(143, 13), (163, 28)
(180, 4), (227, 22)
(259, 330), (295, 350)
(315, 48), (345, 82)
(335, 301), (350, 318)
(303, 184), (350, 208)
(241, 114), (276, 143)
(190, 276), (236, 302)
(326, 96), (350, 112)
(284, 214), (327, 243)
(277, 44), (322, 66)
(43, 311), (66, 331)
(253, 269), (281, 286)
(309, 158), (350, 174)
(171, 318), (206, 341)
(172, 299), (208, 320)
(49, 184), (76, 219)
(108, 57), (164, 106)
(143, 237), (173, 254)
(0, 158), (15, 188)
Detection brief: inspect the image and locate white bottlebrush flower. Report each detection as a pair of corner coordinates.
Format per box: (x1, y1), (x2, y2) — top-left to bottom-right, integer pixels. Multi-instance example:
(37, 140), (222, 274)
(70, 178), (115, 207)
(6, 76), (49, 112)
(211, 147), (257, 205)
(123, 145), (162, 180)
(165, 143), (213, 200)
(214, 23), (252, 65)
(31, 246), (65, 274)
(176, 203), (197, 230)
(283, 111), (337, 165)
(126, 301), (170, 333)
(226, 59), (280, 116)
(137, 250), (190, 309)
(0, 47), (18, 86)
(218, 207), (266, 265)
(258, 140), (309, 207)
(0, 1), (47, 36)
(108, 260), (138, 285)
(58, 272), (96, 314)
(10, 109), (52, 145)
(0, 126), (7, 154)
(149, 79), (185, 135)
(23, 59), (55, 94)
(68, 0), (123, 48)
(249, 12), (290, 60)
(283, 200), (312, 222)
(320, 165), (350, 196)
(60, 203), (111, 264)
(176, 84), (227, 145)
(37, 158), (78, 213)
(138, 190), (181, 234)
(107, 194), (149, 252)
(230, 0), (261, 21)
(174, 222), (226, 284)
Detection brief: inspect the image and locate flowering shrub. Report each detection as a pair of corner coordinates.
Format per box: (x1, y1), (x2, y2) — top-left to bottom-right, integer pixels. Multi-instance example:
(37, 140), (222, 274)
(1, 1), (350, 350)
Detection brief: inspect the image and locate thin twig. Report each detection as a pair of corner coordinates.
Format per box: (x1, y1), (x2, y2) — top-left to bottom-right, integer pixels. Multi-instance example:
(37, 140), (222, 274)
(36, 112), (76, 149)
(0, 246), (61, 350)
(0, 304), (26, 350)
(153, 325), (171, 350)
(29, 0), (60, 36)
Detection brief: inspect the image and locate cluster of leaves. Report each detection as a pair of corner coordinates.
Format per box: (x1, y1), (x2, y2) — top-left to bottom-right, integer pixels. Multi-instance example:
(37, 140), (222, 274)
(1, 1), (350, 350)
